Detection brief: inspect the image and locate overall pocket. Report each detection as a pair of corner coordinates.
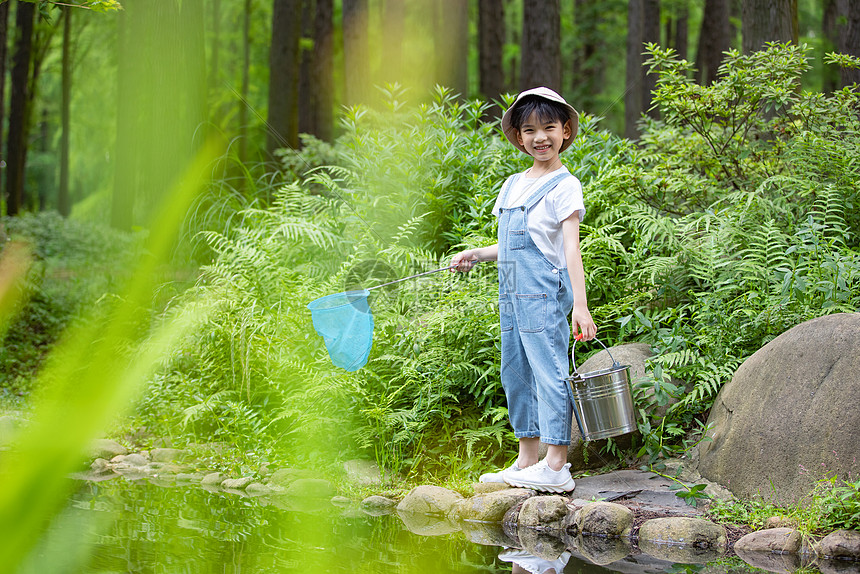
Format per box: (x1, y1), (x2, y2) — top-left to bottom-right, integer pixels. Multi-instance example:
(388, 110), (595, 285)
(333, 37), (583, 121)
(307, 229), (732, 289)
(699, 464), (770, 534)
(516, 293), (547, 333)
(508, 229), (525, 250)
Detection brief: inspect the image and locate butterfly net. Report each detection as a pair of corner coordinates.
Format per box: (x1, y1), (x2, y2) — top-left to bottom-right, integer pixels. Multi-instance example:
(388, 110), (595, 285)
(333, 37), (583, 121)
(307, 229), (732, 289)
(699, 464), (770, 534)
(307, 290), (374, 371)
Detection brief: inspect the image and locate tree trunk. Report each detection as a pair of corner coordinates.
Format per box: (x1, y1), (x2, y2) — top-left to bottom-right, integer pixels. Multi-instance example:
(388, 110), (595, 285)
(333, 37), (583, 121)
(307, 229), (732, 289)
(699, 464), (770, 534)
(642, 0), (660, 119)
(381, 0), (404, 86)
(437, 0), (469, 97)
(625, 0), (643, 139)
(209, 0), (221, 86)
(299, 0), (314, 136)
(836, 0), (860, 87)
(342, 0), (369, 105)
(572, 0), (603, 116)
(112, 0), (205, 228)
(742, 0), (797, 54)
(268, 0), (302, 157)
(0, 2), (9, 202)
(59, 5), (71, 217)
(823, 0), (839, 93)
(112, 4), (134, 230)
(696, 0), (731, 85)
(674, 0), (688, 61)
(520, 0), (561, 91)
(312, 0), (334, 141)
(211, 0), (221, 90)
(182, 0), (207, 149)
(239, 0), (251, 164)
(6, 0), (35, 217)
(479, 0), (505, 116)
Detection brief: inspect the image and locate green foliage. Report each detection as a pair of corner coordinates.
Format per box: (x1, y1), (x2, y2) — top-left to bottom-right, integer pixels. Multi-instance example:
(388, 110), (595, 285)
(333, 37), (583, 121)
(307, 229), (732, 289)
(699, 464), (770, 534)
(708, 474), (860, 534)
(814, 475), (860, 531)
(17, 43), (858, 487)
(586, 43), (860, 459)
(0, 213), (139, 394)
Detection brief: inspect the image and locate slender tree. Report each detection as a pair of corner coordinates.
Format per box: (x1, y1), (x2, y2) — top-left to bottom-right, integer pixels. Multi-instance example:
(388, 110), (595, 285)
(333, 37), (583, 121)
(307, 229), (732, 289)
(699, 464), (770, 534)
(479, 0), (505, 115)
(112, 3), (134, 229)
(182, 0), (207, 148)
(312, 0), (334, 141)
(668, 0), (688, 62)
(0, 2), (9, 201)
(59, 5), (71, 217)
(381, 0), (404, 86)
(696, 0), (731, 85)
(298, 0), (314, 136)
(238, 0), (251, 164)
(267, 0), (302, 156)
(520, 0), (561, 91)
(437, 0), (469, 96)
(112, 0), (206, 228)
(823, 0), (839, 93)
(836, 0), (860, 87)
(210, 0), (221, 90)
(642, 0), (660, 118)
(571, 0), (605, 116)
(625, 0), (644, 139)
(6, 0), (36, 216)
(342, 0), (369, 105)
(742, 0), (797, 54)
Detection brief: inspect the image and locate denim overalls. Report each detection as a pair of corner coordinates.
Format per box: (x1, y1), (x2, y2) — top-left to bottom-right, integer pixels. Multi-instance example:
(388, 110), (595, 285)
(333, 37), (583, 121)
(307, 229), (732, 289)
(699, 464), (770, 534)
(497, 172), (574, 445)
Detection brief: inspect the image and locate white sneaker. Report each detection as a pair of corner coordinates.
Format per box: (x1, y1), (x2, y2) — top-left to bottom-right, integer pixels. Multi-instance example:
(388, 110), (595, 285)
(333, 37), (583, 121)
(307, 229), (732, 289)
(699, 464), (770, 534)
(504, 459), (576, 493)
(479, 462), (523, 483)
(498, 549), (571, 574)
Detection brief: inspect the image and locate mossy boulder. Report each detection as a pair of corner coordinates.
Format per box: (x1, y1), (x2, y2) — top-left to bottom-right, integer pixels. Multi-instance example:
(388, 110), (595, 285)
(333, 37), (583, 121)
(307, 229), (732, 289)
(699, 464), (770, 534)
(449, 488), (533, 522)
(697, 314), (860, 502)
(396, 485), (463, 516)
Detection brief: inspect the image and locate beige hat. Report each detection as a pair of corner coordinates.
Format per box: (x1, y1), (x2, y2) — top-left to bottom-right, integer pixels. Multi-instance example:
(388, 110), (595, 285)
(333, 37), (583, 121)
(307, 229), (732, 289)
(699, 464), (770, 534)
(501, 87), (579, 154)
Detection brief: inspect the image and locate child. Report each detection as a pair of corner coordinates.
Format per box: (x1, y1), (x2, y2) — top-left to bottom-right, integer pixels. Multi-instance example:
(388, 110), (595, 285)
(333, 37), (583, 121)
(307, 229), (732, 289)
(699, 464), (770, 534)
(450, 87), (596, 493)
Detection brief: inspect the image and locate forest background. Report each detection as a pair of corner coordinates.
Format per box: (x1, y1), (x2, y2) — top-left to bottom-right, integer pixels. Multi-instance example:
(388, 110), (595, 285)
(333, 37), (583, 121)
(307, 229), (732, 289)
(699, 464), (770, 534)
(0, 0), (859, 496)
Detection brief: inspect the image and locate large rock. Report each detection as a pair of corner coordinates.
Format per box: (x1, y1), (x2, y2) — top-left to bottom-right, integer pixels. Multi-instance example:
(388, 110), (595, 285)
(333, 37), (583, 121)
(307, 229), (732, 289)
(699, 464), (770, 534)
(697, 314), (860, 502)
(396, 485), (463, 516)
(450, 488), (533, 523)
(89, 439), (127, 460)
(819, 530), (860, 560)
(637, 517), (727, 549)
(343, 459), (382, 486)
(540, 343), (650, 469)
(576, 501), (633, 537)
(734, 528), (802, 554)
(517, 495), (569, 530)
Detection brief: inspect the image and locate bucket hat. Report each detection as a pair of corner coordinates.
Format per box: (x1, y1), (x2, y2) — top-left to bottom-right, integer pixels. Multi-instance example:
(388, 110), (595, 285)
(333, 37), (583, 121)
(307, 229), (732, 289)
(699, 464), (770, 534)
(501, 87), (579, 154)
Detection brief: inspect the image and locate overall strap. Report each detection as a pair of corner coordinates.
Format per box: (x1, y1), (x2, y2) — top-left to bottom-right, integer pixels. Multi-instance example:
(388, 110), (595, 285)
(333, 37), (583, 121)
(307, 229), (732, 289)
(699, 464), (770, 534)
(495, 173), (522, 212)
(523, 172), (570, 211)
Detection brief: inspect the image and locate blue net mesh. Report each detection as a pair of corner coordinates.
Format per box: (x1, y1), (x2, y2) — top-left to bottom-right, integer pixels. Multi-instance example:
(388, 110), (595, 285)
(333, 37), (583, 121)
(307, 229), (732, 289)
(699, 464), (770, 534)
(307, 290), (374, 371)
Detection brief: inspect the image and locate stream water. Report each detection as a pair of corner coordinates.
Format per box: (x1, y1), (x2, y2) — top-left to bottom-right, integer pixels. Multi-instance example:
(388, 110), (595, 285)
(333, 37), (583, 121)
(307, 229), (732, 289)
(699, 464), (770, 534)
(16, 478), (818, 574)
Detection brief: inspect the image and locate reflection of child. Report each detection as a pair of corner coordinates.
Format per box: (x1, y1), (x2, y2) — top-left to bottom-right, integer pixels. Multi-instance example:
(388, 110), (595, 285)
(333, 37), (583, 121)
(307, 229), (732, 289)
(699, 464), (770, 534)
(450, 87), (596, 492)
(499, 548), (571, 574)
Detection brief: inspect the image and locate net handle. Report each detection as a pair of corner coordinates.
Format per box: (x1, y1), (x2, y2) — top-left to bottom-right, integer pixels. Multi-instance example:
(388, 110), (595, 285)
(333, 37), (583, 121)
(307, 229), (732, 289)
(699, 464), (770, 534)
(366, 264), (460, 291)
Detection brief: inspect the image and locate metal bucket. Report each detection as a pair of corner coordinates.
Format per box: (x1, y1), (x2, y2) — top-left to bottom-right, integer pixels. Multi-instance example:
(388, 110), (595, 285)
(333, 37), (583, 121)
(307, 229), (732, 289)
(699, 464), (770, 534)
(566, 338), (637, 441)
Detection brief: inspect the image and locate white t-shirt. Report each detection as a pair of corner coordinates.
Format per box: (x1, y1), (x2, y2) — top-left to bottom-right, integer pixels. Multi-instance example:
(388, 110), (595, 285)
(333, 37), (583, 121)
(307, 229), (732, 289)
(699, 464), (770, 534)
(492, 166), (585, 268)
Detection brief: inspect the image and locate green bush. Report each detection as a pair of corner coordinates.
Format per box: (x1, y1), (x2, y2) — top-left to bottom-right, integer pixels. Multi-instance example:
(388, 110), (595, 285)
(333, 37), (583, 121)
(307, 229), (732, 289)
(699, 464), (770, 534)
(130, 44), (860, 479)
(0, 213), (139, 394)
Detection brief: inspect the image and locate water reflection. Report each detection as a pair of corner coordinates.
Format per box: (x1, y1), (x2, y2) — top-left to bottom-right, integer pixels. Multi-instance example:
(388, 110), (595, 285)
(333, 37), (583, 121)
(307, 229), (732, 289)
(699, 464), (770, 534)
(15, 479), (846, 574)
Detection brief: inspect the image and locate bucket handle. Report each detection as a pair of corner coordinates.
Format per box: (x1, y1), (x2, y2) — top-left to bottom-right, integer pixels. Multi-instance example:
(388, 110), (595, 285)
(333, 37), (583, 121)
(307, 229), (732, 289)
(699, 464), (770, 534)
(570, 336), (621, 379)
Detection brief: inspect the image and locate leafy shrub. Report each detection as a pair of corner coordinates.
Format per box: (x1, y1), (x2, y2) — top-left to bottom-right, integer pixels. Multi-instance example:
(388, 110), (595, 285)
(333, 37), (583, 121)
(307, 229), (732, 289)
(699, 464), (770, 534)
(0, 213), (139, 394)
(580, 43), (860, 457)
(133, 45), (860, 480)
